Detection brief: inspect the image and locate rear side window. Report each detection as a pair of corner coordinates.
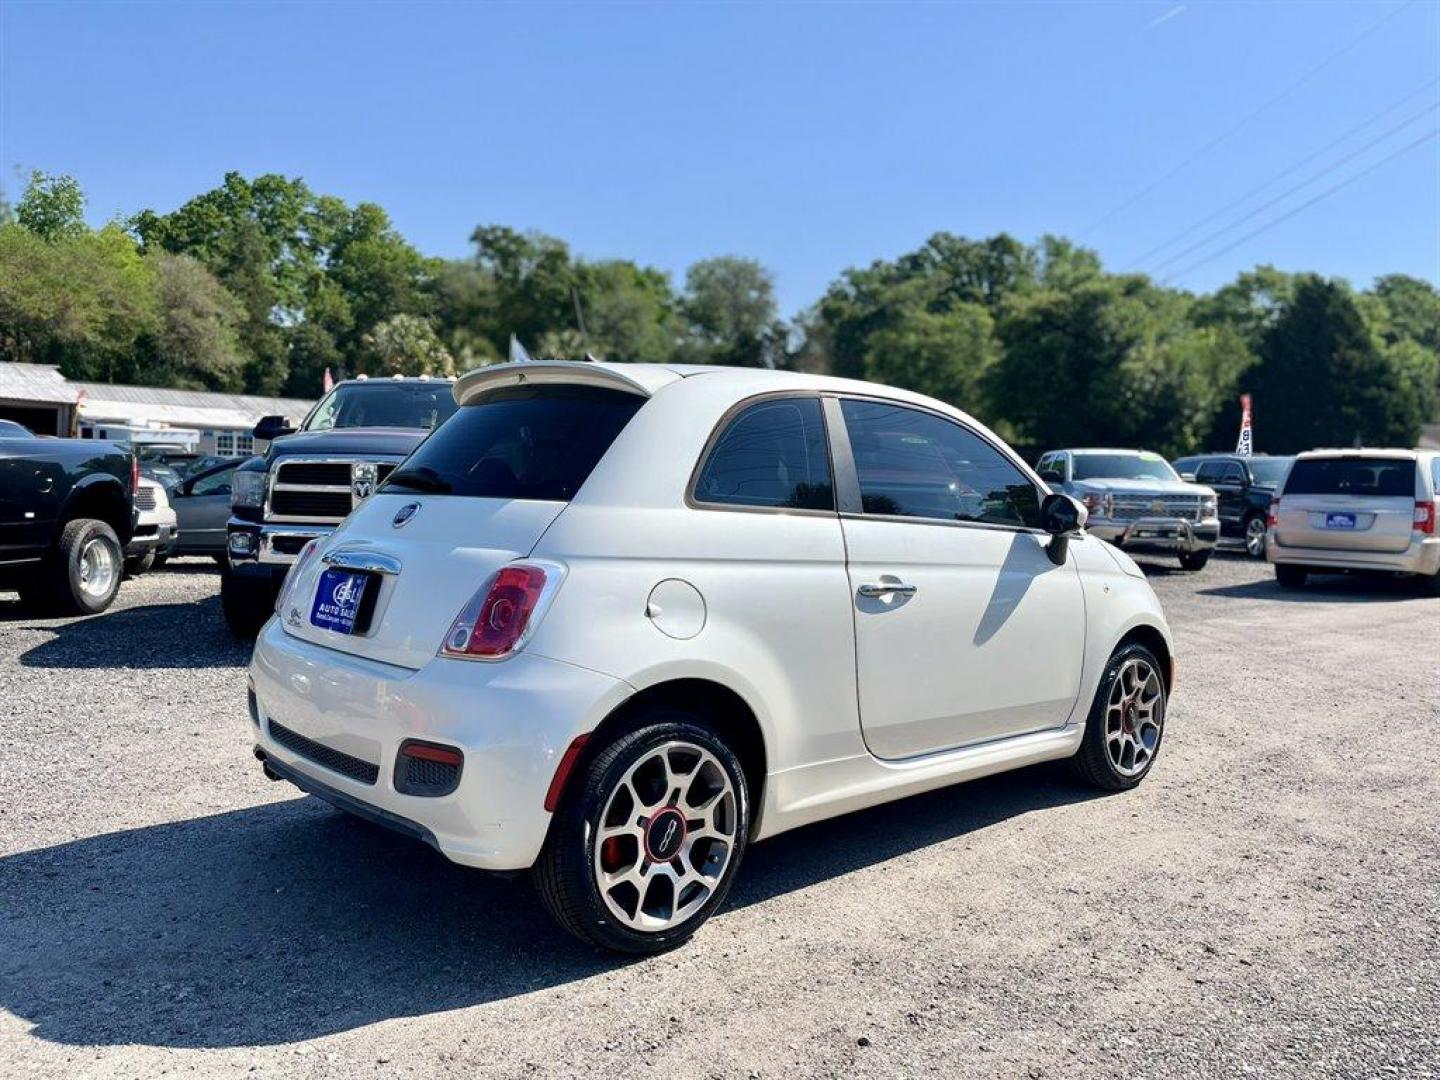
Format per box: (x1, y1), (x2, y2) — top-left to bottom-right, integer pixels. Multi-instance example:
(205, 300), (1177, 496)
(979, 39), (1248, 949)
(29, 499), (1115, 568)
(693, 397), (834, 511)
(840, 399), (1042, 529)
(1284, 457), (1416, 498)
(384, 385), (644, 500)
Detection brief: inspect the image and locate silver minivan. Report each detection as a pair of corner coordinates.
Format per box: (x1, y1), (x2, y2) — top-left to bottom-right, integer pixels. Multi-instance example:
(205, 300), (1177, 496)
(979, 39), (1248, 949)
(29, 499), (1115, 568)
(1267, 449), (1440, 593)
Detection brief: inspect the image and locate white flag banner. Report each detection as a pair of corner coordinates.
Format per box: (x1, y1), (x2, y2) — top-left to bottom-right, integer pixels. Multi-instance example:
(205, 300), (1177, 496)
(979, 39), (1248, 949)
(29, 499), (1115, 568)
(1235, 393), (1253, 456)
(508, 334), (533, 364)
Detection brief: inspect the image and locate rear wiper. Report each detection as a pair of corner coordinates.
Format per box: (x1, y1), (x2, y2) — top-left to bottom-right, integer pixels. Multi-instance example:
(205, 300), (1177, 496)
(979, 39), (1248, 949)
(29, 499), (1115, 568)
(385, 465), (451, 493)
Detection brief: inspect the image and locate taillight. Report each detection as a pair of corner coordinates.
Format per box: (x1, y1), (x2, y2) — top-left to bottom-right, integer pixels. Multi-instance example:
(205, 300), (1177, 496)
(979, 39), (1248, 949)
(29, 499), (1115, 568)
(275, 538), (321, 615)
(1416, 501), (1438, 535)
(1267, 498), (1280, 529)
(441, 560), (565, 661)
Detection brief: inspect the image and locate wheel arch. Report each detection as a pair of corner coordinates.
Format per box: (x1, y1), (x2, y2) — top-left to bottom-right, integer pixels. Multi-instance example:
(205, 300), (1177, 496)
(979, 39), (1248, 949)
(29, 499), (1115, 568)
(60, 475), (133, 545)
(1115, 622), (1173, 695)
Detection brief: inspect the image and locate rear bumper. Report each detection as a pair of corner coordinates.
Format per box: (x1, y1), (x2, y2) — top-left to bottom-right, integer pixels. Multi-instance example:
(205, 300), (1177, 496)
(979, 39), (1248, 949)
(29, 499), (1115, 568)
(248, 619), (633, 870)
(1089, 517), (1220, 555)
(1266, 532), (1440, 576)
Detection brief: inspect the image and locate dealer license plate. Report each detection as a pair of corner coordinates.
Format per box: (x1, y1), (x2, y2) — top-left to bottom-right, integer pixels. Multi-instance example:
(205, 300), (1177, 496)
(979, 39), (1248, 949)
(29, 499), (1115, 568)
(310, 568), (371, 634)
(1324, 512), (1357, 529)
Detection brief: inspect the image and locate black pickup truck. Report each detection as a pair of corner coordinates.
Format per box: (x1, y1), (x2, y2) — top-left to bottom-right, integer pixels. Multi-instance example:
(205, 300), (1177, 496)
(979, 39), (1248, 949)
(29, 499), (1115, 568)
(222, 375), (457, 636)
(1171, 453), (1295, 557)
(0, 426), (137, 613)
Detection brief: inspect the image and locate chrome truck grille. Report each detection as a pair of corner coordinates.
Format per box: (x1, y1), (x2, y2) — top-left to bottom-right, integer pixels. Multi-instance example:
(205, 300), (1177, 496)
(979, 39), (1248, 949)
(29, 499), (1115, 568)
(1107, 494), (1204, 522)
(266, 458), (399, 523)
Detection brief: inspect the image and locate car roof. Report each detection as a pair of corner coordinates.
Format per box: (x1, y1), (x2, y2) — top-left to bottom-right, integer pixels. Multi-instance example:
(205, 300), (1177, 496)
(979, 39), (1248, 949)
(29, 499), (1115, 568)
(1294, 448), (1424, 461)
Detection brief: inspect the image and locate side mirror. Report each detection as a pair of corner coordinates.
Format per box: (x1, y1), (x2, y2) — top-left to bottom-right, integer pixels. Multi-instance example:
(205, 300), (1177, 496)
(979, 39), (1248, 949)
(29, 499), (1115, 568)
(175, 479), (193, 498)
(1040, 492), (1087, 566)
(1179, 471), (1196, 482)
(253, 415), (295, 441)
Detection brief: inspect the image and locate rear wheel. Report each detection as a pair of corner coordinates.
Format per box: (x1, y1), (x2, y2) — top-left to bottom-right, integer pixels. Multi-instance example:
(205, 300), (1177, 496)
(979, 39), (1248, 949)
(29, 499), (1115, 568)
(19, 519), (123, 615)
(1243, 514), (1268, 558)
(221, 568), (277, 638)
(1071, 643), (1167, 792)
(1275, 564), (1307, 589)
(533, 713), (750, 954)
(1178, 551), (1210, 572)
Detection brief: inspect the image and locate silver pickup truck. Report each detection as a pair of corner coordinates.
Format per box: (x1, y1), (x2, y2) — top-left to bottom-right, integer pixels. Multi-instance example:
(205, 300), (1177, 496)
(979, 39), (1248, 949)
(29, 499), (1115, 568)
(1037, 448), (1220, 571)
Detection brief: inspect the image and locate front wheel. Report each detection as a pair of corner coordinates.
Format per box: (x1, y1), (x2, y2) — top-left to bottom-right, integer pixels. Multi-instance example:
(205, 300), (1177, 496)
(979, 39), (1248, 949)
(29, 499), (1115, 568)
(1071, 643), (1167, 791)
(1178, 551), (1211, 572)
(221, 568), (277, 638)
(533, 714), (750, 954)
(1243, 514), (1268, 558)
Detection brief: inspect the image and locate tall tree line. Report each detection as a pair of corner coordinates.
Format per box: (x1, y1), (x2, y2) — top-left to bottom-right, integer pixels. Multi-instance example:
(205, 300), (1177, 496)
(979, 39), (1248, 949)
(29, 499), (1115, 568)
(1, 170), (1435, 455)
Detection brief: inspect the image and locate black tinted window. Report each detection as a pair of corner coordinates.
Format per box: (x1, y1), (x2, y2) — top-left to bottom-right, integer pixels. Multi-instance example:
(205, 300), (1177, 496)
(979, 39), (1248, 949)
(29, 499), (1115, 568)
(694, 397), (833, 511)
(304, 383), (459, 432)
(1284, 458), (1416, 498)
(841, 399), (1041, 528)
(385, 385), (643, 501)
(1037, 455), (1066, 483)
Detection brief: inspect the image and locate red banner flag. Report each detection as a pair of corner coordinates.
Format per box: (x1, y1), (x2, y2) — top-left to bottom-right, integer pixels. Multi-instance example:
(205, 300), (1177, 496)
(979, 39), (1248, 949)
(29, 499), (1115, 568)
(1235, 393), (1253, 456)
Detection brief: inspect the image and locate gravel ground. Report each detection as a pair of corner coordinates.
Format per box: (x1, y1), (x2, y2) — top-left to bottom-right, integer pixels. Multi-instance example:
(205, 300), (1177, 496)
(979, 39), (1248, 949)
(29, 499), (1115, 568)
(1, 554), (1437, 1079)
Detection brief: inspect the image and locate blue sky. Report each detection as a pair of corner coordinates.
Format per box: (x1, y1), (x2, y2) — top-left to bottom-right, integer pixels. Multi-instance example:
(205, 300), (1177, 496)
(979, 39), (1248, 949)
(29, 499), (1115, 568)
(2, 1), (1436, 315)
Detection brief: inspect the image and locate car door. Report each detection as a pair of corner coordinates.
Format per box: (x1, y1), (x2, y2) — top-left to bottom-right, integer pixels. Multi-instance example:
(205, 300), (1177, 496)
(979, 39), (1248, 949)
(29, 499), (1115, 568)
(832, 398), (1087, 759)
(1196, 459), (1246, 534)
(174, 461), (238, 554)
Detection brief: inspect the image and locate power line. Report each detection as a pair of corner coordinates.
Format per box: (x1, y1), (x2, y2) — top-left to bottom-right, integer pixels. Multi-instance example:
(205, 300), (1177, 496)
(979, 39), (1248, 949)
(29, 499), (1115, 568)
(1162, 127), (1439, 284)
(1146, 98), (1439, 277)
(1125, 76), (1440, 269)
(1078, 1), (1414, 239)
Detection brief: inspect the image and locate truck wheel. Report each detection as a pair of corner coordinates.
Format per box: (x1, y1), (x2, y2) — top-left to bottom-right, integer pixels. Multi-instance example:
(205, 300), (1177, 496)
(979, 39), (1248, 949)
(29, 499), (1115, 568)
(125, 551), (155, 576)
(221, 568), (276, 639)
(533, 712), (750, 954)
(20, 519), (124, 615)
(1070, 643), (1167, 792)
(1178, 551), (1210, 571)
(1275, 564), (1307, 589)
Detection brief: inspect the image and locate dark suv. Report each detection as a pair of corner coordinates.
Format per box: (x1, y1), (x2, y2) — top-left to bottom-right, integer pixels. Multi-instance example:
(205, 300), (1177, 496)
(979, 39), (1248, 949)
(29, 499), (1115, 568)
(1172, 454), (1293, 558)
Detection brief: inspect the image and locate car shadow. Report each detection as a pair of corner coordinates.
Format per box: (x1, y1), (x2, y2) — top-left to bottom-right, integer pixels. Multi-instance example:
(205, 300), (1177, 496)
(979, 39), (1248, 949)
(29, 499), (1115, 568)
(1199, 574), (1431, 603)
(0, 763), (1097, 1049)
(15, 597), (250, 668)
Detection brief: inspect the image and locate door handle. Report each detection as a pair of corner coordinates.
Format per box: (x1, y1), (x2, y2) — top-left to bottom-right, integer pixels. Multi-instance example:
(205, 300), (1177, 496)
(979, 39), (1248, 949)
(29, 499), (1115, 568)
(858, 581), (917, 598)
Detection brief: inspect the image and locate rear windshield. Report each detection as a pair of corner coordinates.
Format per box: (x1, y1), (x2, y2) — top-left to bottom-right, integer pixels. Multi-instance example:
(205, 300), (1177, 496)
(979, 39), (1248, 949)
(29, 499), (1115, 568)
(383, 384), (644, 500)
(1246, 457), (1292, 486)
(1284, 457), (1416, 498)
(1072, 452), (1178, 482)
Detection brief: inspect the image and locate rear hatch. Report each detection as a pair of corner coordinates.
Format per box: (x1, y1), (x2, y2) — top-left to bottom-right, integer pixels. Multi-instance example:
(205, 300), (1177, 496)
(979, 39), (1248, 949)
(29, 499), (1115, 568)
(1275, 455), (1417, 553)
(279, 380), (647, 669)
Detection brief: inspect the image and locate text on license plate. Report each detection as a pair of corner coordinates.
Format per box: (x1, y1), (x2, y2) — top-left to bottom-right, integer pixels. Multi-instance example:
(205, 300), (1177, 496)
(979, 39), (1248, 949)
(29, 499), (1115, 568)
(311, 568), (371, 634)
(1324, 512), (1357, 529)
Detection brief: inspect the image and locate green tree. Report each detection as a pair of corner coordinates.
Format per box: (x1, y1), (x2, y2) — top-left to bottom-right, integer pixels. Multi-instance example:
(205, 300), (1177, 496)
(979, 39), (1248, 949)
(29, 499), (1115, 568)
(139, 252), (246, 390)
(15, 171), (87, 241)
(1245, 277), (1423, 452)
(681, 256), (781, 366)
(576, 260), (681, 363)
(862, 303), (999, 409)
(362, 314), (455, 376)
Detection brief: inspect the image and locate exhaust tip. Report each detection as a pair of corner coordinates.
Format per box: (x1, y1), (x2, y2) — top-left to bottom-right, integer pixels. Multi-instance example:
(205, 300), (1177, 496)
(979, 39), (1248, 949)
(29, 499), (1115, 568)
(262, 762), (280, 782)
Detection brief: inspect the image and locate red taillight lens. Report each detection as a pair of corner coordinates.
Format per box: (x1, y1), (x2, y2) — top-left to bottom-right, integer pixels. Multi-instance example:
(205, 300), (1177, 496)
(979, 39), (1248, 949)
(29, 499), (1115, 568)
(1267, 498), (1280, 529)
(441, 562), (562, 660)
(1415, 501), (1437, 535)
(130, 455), (140, 495)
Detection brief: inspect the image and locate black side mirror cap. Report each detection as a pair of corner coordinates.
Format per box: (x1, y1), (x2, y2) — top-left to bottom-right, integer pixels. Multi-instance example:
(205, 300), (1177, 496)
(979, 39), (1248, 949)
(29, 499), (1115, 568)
(1040, 492), (1087, 565)
(253, 415), (295, 441)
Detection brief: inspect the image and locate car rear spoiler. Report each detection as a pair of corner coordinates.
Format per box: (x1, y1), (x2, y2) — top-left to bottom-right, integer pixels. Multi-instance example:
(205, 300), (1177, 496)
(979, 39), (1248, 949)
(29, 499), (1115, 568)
(453, 361), (677, 405)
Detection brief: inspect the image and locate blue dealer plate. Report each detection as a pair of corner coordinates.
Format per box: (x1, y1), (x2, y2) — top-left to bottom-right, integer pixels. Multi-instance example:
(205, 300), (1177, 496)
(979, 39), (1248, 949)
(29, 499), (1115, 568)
(1324, 512), (1357, 529)
(310, 568), (371, 634)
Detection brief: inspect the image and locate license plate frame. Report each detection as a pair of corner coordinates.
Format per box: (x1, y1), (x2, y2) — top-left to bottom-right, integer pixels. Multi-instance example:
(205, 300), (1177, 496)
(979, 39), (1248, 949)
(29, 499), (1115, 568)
(310, 567), (375, 635)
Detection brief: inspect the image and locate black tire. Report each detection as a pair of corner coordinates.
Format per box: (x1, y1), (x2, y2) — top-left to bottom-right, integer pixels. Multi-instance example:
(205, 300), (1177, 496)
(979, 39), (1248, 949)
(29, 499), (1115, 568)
(18, 518), (124, 615)
(1242, 513), (1268, 559)
(1070, 642), (1168, 792)
(125, 551), (155, 576)
(221, 568), (276, 639)
(533, 712), (750, 955)
(1178, 551), (1211, 572)
(1275, 564), (1307, 589)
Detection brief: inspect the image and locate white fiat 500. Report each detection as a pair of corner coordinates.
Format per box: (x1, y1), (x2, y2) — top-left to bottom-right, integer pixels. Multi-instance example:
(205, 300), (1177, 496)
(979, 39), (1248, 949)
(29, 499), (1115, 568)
(248, 361), (1175, 952)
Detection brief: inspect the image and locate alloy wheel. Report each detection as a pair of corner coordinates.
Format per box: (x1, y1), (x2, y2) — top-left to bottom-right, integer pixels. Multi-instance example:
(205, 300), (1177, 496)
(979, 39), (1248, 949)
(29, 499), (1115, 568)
(592, 740), (739, 933)
(1245, 517), (1267, 558)
(1105, 657), (1164, 778)
(78, 537), (117, 600)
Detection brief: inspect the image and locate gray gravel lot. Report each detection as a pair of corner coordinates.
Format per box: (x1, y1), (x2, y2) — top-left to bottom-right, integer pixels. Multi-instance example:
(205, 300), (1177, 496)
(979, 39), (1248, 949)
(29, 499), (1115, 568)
(1, 554), (1437, 1079)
